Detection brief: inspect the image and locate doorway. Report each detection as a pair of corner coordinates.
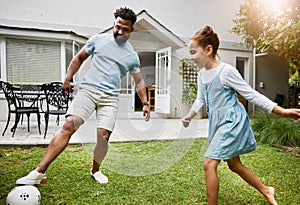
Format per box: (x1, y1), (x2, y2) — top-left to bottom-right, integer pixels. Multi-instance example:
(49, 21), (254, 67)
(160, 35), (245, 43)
(236, 57), (249, 112)
(134, 52), (155, 111)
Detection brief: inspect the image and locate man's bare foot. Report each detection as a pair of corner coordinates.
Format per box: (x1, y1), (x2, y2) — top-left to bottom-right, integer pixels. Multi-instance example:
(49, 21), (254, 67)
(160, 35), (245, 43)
(265, 187), (278, 205)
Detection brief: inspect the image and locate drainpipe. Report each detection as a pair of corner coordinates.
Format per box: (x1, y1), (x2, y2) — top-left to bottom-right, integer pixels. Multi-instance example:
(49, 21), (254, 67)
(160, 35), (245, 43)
(252, 41), (256, 114)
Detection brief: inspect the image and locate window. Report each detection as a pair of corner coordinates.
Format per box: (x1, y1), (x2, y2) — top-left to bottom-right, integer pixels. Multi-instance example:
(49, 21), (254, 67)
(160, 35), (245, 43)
(0, 36), (3, 79)
(65, 42), (80, 82)
(120, 72), (132, 94)
(156, 50), (169, 94)
(6, 38), (61, 84)
(65, 43), (73, 71)
(0, 46), (1, 79)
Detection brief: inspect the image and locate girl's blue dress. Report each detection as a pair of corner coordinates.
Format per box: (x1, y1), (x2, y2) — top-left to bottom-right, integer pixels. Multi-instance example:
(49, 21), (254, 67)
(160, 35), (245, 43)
(200, 68), (256, 160)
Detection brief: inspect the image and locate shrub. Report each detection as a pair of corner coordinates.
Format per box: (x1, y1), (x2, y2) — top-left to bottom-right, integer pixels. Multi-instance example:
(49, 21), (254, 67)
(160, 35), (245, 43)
(251, 111), (300, 147)
(179, 58), (198, 104)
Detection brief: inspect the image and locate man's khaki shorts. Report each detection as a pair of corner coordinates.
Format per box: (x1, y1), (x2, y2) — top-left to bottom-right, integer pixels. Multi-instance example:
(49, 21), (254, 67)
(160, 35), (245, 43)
(66, 85), (119, 132)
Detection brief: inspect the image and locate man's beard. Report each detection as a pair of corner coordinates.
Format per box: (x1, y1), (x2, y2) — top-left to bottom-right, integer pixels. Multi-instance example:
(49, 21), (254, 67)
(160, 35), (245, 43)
(113, 31), (130, 44)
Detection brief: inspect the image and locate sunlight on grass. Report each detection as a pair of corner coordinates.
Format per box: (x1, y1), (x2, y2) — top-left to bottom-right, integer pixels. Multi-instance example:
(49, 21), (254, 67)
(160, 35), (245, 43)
(103, 139), (197, 176)
(0, 139), (299, 204)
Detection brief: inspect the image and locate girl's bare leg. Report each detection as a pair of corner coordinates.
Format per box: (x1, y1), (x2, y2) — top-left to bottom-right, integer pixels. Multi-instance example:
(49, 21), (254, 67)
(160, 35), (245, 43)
(227, 156), (278, 205)
(203, 157), (220, 205)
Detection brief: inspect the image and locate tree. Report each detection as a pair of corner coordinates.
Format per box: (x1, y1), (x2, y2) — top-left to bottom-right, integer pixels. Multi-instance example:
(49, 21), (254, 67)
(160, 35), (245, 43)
(232, 0), (300, 76)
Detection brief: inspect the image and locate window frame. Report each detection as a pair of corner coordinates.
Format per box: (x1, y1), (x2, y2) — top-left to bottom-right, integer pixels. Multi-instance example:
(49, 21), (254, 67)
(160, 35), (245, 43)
(0, 35), (83, 85)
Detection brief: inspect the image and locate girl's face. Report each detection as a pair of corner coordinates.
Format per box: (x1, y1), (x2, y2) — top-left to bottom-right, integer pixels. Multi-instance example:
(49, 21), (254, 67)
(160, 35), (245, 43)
(188, 40), (212, 70)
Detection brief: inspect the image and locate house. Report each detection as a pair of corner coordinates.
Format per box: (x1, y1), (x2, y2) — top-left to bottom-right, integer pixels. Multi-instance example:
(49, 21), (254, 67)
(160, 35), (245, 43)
(0, 25), (87, 84)
(0, 10), (290, 121)
(0, 23), (88, 121)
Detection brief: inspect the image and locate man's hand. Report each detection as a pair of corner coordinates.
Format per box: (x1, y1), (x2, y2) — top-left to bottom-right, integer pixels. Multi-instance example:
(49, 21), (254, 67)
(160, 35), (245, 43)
(62, 80), (73, 96)
(142, 105), (150, 121)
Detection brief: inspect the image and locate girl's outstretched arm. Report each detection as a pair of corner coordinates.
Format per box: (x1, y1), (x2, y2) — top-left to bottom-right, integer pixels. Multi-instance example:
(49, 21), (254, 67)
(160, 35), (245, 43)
(272, 106), (300, 121)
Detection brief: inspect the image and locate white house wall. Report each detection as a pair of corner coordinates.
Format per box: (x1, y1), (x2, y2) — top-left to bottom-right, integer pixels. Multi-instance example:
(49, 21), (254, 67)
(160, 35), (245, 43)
(218, 48), (254, 113)
(0, 0), (244, 42)
(256, 54), (289, 108)
(169, 48), (188, 118)
(0, 1), (291, 120)
(171, 42), (254, 118)
(0, 28), (87, 121)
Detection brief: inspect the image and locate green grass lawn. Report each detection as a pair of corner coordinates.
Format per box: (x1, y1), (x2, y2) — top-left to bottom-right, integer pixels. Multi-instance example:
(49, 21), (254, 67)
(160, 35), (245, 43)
(0, 138), (299, 204)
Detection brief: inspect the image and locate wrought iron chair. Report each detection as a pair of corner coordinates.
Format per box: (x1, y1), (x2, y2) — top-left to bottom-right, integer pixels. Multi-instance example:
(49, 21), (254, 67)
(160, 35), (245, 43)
(0, 81), (41, 137)
(42, 82), (69, 138)
(19, 84), (43, 127)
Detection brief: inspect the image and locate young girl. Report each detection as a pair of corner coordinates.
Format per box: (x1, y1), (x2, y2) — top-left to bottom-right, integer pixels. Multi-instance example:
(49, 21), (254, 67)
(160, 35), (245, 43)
(182, 25), (300, 205)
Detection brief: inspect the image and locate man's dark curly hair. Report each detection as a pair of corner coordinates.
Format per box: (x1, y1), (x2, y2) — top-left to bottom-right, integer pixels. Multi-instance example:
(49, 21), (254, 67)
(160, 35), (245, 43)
(114, 7), (137, 26)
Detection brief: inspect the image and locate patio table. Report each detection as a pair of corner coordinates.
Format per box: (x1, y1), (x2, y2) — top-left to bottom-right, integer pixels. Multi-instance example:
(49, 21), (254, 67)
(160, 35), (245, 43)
(9, 85), (45, 134)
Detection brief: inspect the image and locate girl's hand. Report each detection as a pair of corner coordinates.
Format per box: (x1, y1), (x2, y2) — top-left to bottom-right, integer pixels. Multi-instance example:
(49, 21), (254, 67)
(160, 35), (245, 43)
(273, 106), (300, 121)
(182, 116), (192, 128)
(284, 108), (300, 121)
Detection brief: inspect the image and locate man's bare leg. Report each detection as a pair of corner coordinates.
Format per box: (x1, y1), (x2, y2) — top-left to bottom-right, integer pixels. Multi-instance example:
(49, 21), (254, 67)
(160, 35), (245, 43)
(36, 115), (83, 173)
(16, 115), (83, 185)
(90, 128), (111, 183)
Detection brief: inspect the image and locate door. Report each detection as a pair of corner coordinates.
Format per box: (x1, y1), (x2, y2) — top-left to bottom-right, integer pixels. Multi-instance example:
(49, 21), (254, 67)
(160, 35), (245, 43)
(155, 47), (171, 113)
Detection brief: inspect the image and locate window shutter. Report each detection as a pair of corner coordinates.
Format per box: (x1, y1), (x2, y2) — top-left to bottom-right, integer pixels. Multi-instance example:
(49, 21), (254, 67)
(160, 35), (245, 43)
(6, 38), (61, 84)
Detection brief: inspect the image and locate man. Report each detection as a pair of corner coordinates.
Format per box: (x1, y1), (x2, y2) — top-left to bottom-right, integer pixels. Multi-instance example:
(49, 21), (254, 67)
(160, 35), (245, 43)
(16, 7), (150, 184)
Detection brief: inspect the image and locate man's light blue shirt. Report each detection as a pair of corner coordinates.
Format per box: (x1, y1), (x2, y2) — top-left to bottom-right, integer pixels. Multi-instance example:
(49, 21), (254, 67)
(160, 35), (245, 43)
(82, 33), (140, 95)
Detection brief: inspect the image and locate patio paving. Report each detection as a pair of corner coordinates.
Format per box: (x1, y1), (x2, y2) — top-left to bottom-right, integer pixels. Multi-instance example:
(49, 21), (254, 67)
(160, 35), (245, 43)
(0, 116), (208, 146)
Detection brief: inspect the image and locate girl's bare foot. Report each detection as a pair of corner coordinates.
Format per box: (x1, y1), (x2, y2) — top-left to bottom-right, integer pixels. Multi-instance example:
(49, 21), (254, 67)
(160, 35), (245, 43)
(265, 187), (278, 205)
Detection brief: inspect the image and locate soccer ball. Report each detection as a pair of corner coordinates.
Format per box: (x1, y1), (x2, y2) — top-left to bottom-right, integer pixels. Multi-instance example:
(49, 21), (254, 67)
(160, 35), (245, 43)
(6, 185), (41, 205)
